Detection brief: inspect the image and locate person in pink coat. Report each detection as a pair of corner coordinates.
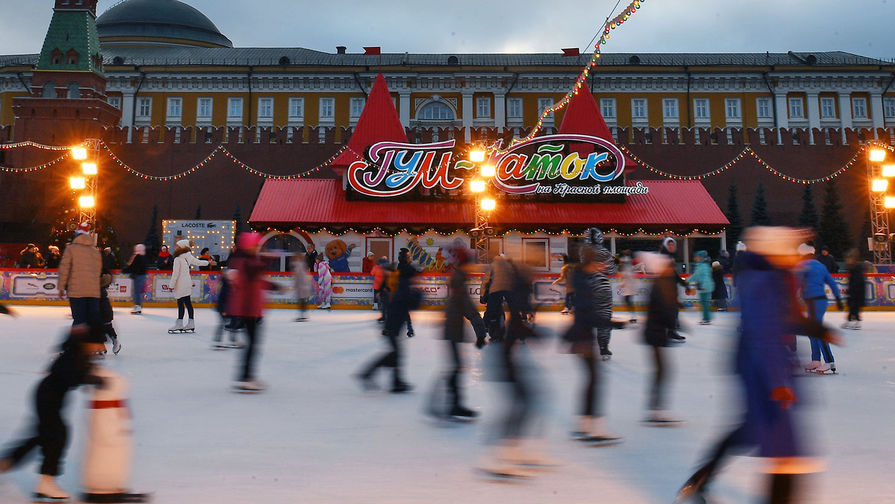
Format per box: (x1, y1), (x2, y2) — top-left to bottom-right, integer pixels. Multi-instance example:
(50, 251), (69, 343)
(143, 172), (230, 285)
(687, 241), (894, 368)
(315, 256), (333, 309)
(227, 232), (279, 392)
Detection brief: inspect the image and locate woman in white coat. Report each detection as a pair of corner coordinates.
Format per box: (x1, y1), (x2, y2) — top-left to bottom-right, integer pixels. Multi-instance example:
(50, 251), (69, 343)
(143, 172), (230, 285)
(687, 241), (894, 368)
(169, 239), (211, 332)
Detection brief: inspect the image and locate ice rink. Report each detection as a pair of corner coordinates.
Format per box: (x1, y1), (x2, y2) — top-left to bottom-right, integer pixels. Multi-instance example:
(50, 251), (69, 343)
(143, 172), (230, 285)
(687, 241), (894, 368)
(0, 305), (893, 503)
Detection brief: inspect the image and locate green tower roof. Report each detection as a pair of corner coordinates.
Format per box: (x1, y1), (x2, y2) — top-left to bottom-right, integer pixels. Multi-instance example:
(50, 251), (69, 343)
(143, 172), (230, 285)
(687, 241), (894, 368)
(37, 7), (104, 75)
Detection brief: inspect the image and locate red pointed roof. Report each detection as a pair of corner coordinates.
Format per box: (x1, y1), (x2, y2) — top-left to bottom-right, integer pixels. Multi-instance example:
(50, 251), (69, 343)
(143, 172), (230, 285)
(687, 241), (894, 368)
(557, 88), (637, 171)
(330, 73), (407, 175)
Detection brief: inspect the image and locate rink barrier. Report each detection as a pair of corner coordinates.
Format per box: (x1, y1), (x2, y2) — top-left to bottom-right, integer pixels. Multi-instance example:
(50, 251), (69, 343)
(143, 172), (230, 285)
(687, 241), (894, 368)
(1, 268), (894, 310)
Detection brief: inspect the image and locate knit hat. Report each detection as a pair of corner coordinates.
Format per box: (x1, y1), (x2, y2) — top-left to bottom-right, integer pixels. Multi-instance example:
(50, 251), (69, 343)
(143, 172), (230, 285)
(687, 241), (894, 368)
(712, 261), (722, 270)
(176, 239), (190, 249)
(75, 222), (90, 236)
(134, 244), (146, 255)
(661, 236), (677, 253)
(694, 250), (708, 260)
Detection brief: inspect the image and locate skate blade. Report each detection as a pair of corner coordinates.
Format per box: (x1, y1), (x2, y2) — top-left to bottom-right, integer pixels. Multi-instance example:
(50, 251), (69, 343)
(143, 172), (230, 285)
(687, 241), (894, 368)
(641, 419), (685, 427)
(81, 492), (151, 503)
(32, 493), (70, 503)
(575, 436), (623, 447)
(474, 467), (531, 482)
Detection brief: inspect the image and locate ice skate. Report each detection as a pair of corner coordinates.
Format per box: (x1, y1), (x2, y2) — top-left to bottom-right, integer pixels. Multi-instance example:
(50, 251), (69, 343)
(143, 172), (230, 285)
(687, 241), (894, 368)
(167, 319), (183, 334)
(317, 303), (331, 310)
(33, 475), (70, 503)
(81, 491), (151, 503)
(600, 347), (613, 361)
(294, 316), (308, 322)
(390, 380), (413, 394)
(560, 307), (570, 315)
(814, 362), (837, 374)
(804, 360), (821, 372)
(182, 319), (196, 333)
(642, 410), (684, 427)
(571, 416), (622, 446)
(475, 445), (531, 481)
(506, 439), (561, 469)
(111, 338), (121, 355)
(232, 379), (266, 393)
(698, 320), (711, 325)
(354, 372), (378, 392)
(448, 405), (479, 422)
(129, 306), (141, 315)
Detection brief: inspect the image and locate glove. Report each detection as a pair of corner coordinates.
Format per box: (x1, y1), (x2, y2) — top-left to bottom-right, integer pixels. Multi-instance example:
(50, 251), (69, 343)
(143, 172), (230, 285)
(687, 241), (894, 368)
(479, 294), (489, 305)
(835, 298), (844, 311)
(475, 337), (487, 349)
(770, 386), (796, 409)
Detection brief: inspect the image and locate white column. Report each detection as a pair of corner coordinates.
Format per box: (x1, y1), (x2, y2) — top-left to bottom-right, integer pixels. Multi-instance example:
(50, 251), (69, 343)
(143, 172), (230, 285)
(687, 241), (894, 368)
(838, 92), (853, 144)
(398, 90), (411, 127)
(121, 91), (135, 141)
(462, 91), (474, 142)
(494, 92), (506, 132)
(806, 92), (820, 145)
(774, 92), (788, 144)
(870, 91), (885, 132)
(721, 230), (727, 252)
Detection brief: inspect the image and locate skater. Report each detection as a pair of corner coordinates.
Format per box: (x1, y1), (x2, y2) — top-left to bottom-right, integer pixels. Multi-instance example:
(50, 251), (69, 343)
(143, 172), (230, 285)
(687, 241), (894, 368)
(482, 254), (514, 341)
(371, 256), (387, 316)
(658, 236), (690, 342)
(552, 254), (575, 315)
(211, 268), (242, 350)
(428, 244), (486, 421)
(586, 228), (616, 356)
(122, 244), (148, 314)
(798, 243), (842, 373)
(0, 322), (106, 503)
(356, 248), (417, 393)
(676, 227), (838, 504)
(690, 250), (714, 325)
(58, 222), (102, 326)
(563, 245), (622, 444)
(314, 255), (333, 309)
(618, 250), (638, 323)
(228, 232), (280, 392)
(169, 239), (210, 333)
(843, 248), (865, 330)
(711, 260), (728, 312)
(99, 267), (122, 355)
(639, 252), (683, 425)
(293, 252), (313, 321)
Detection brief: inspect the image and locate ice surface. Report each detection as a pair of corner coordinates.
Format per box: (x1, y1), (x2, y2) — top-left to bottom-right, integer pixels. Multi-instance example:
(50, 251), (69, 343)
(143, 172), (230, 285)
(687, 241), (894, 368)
(1, 306), (893, 503)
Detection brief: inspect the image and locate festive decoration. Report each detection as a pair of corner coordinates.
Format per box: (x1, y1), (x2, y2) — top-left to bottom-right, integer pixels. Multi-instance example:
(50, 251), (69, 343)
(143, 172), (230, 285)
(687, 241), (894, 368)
(254, 225), (723, 239)
(0, 152), (70, 173)
(0, 140), (72, 151)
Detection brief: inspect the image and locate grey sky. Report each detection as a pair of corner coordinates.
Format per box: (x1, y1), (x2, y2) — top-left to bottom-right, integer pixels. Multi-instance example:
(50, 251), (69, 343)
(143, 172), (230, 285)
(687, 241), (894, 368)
(1, 0), (894, 60)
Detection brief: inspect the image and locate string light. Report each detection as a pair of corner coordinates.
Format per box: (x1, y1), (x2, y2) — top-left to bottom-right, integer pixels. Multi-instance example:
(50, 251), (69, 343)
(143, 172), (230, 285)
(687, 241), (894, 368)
(254, 225), (723, 239)
(0, 140), (72, 151)
(0, 152), (70, 173)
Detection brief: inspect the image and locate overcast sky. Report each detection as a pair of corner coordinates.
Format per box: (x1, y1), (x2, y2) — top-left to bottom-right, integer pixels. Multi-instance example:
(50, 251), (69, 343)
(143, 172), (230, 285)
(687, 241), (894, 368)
(1, 0), (894, 60)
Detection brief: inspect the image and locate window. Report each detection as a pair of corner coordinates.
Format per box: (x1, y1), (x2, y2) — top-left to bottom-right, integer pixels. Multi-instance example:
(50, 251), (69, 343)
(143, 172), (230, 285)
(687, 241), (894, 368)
(725, 98), (741, 120)
(662, 98), (679, 120)
(107, 96), (121, 109)
(288, 97), (304, 120)
(694, 98), (710, 121)
(852, 97), (868, 119)
(476, 96), (491, 118)
(257, 97), (273, 121)
(507, 98), (523, 119)
(227, 97), (243, 119)
(319, 97), (335, 121)
(42, 82), (57, 98)
(136, 97), (152, 119)
(418, 102), (453, 120)
(197, 97), (213, 120)
(67, 82), (79, 99)
(350, 97), (365, 119)
(820, 97), (836, 119)
(521, 238), (550, 271)
(600, 98), (616, 119)
(166, 97), (182, 121)
(537, 97), (554, 119)
(884, 98), (895, 120)
(631, 98), (647, 120)
(756, 98), (771, 119)
(788, 97), (804, 119)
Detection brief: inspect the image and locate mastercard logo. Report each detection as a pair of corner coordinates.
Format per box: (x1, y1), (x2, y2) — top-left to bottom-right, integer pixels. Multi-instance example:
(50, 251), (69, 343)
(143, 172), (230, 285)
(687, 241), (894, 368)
(333, 286), (345, 294)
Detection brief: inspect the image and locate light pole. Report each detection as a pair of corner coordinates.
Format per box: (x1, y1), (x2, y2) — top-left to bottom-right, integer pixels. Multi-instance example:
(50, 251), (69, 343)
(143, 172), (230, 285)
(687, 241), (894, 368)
(468, 149), (497, 263)
(867, 146), (895, 263)
(70, 138), (99, 230)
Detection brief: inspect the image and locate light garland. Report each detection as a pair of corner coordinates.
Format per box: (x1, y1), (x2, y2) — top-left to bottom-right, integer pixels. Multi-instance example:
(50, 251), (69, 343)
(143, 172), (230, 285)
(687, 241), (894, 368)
(0, 140), (72, 151)
(0, 152), (70, 173)
(258, 224), (723, 239)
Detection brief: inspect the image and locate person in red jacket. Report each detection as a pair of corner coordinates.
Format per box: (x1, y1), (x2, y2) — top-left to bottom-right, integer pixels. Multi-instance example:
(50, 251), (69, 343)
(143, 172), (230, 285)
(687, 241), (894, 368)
(362, 251), (375, 274)
(227, 232), (280, 393)
(371, 257), (387, 316)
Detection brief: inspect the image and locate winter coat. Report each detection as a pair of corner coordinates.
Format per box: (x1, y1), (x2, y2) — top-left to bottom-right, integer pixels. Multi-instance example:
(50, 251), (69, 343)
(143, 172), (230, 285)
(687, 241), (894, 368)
(711, 268), (728, 300)
(798, 259), (840, 301)
(563, 266), (613, 350)
(171, 250), (208, 299)
(733, 251), (826, 459)
(553, 263), (575, 293)
(124, 254), (147, 277)
(846, 263), (865, 308)
(362, 256), (374, 274)
(305, 249), (319, 271)
(57, 234), (102, 298)
(315, 260), (333, 302)
(45, 251), (61, 269)
(156, 251), (174, 270)
(483, 256), (514, 293)
(293, 261), (313, 299)
(227, 254), (275, 318)
(643, 272), (679, 347)
(444, 268), (477, 342)
(371, 264), (386, 290)
(18, 250), (45, 268)
(691, 260), (714, 294)
(328, 247), (353, 273)
(102, 252), (117, 272)
(618, 257), (635, 296)
(818, 253), (838, 274)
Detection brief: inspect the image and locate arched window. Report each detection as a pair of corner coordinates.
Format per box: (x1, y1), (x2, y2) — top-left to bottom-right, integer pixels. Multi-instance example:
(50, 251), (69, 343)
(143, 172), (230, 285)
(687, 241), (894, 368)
(42, 82), (57, 98)
(417, 101), (454, 121)
(67, 82), (80, 99)
(258, 232), (308, 271)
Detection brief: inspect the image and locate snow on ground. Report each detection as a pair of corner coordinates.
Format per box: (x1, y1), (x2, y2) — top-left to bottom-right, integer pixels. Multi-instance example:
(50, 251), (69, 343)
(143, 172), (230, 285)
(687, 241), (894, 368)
(0, 305), (893, 504)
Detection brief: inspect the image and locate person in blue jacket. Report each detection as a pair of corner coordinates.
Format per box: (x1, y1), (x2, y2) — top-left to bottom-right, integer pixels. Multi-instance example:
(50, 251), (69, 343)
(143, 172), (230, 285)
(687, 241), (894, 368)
(690, 250), (714, 325)
(675, 227), (838, 504)
(797, 243), (843, 373)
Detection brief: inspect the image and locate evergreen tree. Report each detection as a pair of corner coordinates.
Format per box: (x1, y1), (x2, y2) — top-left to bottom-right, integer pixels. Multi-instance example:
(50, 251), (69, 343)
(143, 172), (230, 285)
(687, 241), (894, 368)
(818, 181), (851, 258)
(724, 184), (743, 252)
(194, 204), (202, 220)
(798, 185), (818, 230)
(233, 204), (244, 234)
(144, 205), (161, 257)
(750, 183), (771, 226)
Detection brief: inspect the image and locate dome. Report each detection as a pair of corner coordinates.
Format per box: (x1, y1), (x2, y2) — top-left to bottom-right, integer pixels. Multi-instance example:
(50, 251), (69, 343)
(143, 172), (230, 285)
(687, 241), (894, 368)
(96, 0), (232, 49)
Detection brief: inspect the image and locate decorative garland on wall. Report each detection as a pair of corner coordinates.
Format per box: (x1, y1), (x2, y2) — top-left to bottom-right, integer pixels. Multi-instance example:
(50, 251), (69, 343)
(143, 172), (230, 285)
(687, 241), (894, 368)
(0, 152), (70, 173)
(0, 140), (71, 151)
(255, 225), (724, 239)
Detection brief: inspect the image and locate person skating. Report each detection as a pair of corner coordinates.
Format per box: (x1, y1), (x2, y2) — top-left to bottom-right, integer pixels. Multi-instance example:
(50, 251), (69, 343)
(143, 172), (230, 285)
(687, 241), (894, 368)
(168, 239), (210, 333)
(211, 268), (242, 350)
(356, 248), (418, 393)
(842, 248), (865, 330)
(658, 236), (690, 342)
(0, 322), (106, 503)
(710, 260), (728, 312)
(314, 255), (333, 309)
(675, 226), (838, 504)
(371, 257), (387, 317)
(798, 243), (842, 374)
(552, 254), (575, 315)
(618, 250), (638, 323)
(586, 228), (617, 357)
(481, 254), (514, 341)
(293, 252), (313, 321)
(99, 266), (121, 355)
(690, 250), (714, 325)
(228, 233), (280, 392)
(563, 246), (623, 444)
(58, 222), (102, 327)
(122, 244), (147, 314)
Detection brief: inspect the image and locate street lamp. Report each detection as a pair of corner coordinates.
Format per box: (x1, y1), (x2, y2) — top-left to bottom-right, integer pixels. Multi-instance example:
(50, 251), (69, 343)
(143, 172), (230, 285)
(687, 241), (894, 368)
(71, 146), (88, 160)
(78, 195), (95, 208)
(69, 177), (86, 190)
(70, 140), (99, 230)
(481, 198), (496, 211)
(470, 179), (486, 193)
(868, 146), (893, 263)
(870, 148), (887, 162)
(81, 162), (97, 175)
(469, 149), (497, 263)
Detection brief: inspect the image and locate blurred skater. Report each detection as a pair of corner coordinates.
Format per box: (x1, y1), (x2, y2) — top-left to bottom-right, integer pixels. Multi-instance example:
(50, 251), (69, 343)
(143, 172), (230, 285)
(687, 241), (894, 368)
(482, 254), (514, 341)
(552, 254), (575, 315)
(618, 250), (638, 323)
(711, 260), (728, 312)
(690, 250), (714, 325)
(797, 243), (842, 374)
(58, 222), (102, 327)
(842, 249), (865, 330)
(293, 252), (313, 321)
(587, 228), (616, 357)
(314, 255), (332, 309)
(658, 236), (690, 342)
(122, 244), (148, 314)
(169, 240), (211, 334)
(675, 227), (839, 504)
(371, 257), (387, 318)
(211, 267), (242, 350)
(98, 266), (121, 355)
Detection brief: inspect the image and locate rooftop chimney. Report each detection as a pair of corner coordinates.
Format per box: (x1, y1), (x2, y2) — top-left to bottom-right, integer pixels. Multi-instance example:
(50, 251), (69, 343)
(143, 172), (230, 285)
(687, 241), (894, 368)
(336, 46), (346, 55)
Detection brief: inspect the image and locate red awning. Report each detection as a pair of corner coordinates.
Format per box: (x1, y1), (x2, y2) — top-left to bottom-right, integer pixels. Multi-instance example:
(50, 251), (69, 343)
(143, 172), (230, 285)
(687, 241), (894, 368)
(249, 179), (728, 231)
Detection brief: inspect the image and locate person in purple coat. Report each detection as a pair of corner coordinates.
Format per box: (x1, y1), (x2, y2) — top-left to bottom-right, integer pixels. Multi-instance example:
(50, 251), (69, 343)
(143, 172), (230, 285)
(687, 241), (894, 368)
(675, 227), (839, 504)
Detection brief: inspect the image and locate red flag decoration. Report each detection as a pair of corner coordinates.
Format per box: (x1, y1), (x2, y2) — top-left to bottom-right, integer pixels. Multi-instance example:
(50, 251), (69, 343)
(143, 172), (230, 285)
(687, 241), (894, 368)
(562, 48), (580, 57)
(363, 47), (381, 56)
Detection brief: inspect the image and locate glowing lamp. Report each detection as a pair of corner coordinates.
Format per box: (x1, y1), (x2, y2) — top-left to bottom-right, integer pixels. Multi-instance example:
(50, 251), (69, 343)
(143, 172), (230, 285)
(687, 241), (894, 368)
(886, 196), (895, 209)
(79, 195), (95, 208)
(869, 149), (887, 162)
(71, 147), (88, 160)
(82, 162), (97, 175)
(872, 179), (888, 192)
(469, 150), (486, 163)
(69, 177), (86, 189)
(481, 164), (496, 177)
(883, 164), (895, 177)
(481, 198), (496, 211)
(470, 180), (486, 193)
